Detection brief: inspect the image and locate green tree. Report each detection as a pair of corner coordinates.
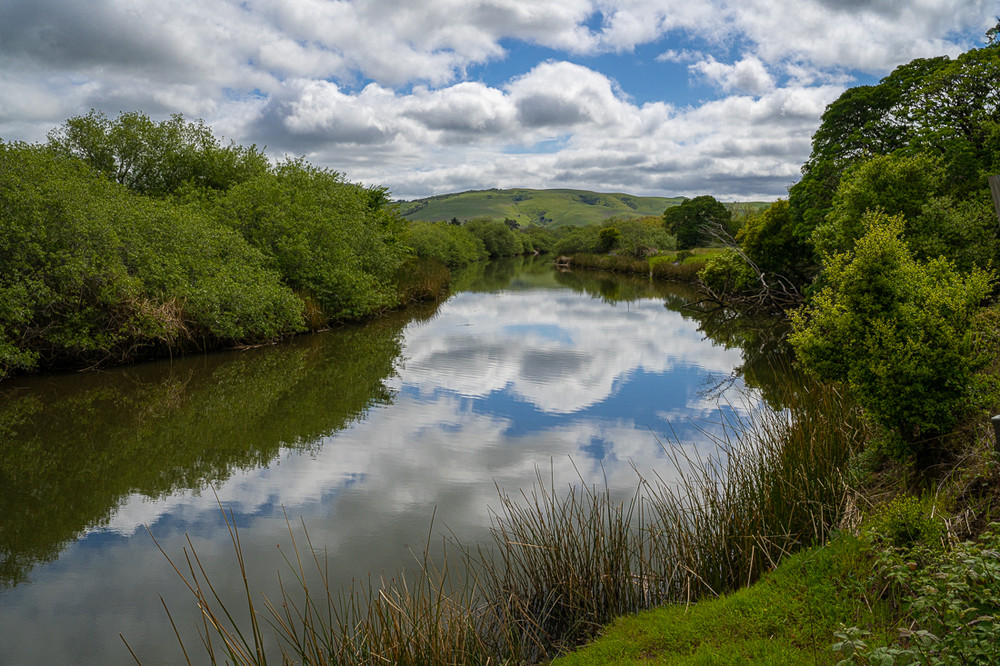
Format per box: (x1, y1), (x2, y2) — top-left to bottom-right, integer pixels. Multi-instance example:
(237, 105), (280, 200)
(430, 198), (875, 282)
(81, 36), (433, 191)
(598, 226), (621, 252)
(790, 212), (992, 453)
(788, 57), (951, 240)
(812, 153), (946, 258)
(613, 217), (675, 258)
(218, 158), (408, 320)
(463, 218), (524, 257)
(812, 152), (1000, 270)
(738, 199), (811, 282)
(663, 196), (731, 250)
(47, 110), (269, 197)
(402, 221), (487, 268)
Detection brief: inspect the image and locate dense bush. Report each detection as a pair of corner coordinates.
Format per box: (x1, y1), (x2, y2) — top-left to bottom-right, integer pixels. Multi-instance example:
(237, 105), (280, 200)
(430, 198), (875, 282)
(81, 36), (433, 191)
(553, 218), (674, 258)
(553, 225), (603, 255)
(463, 217), (525, 257)
(1, 112), (429, 379)
(520, 225), (556, 254)
(0, 142), (304, 379)
(789, 212), (993, 452)
(218, 158), (409, 320)
(402, 221), (487, 267)
(698, 249), (758, 295)
(611, 217), (675, 258)
(47, 110), (269, 197)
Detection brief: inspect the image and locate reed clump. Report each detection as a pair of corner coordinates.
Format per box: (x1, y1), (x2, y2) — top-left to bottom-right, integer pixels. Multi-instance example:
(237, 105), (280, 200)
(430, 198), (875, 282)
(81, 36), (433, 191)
(395, 257), (452, 304)
(133, 383), (866, 665)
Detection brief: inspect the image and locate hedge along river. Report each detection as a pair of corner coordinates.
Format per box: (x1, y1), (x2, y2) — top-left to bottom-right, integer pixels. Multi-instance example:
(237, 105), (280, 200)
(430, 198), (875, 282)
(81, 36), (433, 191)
(0, 256), (793, 665)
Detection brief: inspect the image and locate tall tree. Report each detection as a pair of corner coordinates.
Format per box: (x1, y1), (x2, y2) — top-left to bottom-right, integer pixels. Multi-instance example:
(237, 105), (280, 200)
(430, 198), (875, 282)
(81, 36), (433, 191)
(662, 195), (730, 250)
(47, 110), (269, 197)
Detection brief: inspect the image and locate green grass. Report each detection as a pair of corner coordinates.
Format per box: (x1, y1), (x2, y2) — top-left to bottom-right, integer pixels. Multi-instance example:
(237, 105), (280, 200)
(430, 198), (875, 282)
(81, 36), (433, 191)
(397, 188), (686, 227)
(551, 534), (897, 666)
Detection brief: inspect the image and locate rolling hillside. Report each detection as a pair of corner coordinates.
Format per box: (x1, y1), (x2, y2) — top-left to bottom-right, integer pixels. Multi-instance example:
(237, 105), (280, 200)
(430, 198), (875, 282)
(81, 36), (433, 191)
(395, 188), (687, 228)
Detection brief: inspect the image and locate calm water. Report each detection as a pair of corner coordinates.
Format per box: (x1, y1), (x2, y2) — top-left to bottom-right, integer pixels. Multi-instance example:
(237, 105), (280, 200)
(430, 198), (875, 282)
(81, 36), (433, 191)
(0, 257), (786, 664)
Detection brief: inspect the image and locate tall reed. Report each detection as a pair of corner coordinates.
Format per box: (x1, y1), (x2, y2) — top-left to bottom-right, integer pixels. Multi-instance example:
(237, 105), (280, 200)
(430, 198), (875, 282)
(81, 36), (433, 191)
(132, 383), (866, 664)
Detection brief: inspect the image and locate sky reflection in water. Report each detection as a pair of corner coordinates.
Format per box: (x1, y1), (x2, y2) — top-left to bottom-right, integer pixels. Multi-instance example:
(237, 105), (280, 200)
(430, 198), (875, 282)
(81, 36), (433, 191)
(0, 260), (766, 665)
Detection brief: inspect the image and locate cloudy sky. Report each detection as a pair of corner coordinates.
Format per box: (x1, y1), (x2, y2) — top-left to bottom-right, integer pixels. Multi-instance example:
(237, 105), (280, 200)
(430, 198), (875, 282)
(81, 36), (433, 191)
(0, 1), (993, 200)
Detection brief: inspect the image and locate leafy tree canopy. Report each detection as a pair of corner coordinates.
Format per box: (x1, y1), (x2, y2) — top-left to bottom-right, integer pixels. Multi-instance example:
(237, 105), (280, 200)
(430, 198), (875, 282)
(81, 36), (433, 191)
(47, 110), (269, 197)
(662, 195), (731, 250)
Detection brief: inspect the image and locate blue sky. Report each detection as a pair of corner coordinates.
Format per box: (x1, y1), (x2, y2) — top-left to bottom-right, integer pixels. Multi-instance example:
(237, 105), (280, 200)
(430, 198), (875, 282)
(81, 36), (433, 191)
(0, 0), (993, 200)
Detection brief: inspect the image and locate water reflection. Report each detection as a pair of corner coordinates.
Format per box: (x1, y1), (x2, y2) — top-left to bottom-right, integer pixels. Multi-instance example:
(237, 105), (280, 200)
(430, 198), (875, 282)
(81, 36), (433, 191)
(0, 258), (789, 665)
(0, 305), (433, 590)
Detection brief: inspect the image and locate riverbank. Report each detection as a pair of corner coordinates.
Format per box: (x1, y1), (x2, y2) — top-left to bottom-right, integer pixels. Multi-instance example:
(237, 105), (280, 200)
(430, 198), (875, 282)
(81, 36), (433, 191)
(552, 535), (896, 665)
(553, 394), (1000, 663)
(555, 248), (726, 283)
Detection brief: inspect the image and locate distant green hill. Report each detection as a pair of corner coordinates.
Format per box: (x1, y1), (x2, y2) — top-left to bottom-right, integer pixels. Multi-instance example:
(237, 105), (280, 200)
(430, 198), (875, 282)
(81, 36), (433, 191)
(395, 188), (687, 228)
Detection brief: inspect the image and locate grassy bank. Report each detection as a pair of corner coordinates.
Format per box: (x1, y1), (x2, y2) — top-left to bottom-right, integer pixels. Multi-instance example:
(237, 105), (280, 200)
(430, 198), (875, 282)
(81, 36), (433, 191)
(555, 411), (1000, 664)
(551, 534), (897, 665)
(558, 248), (726, 283)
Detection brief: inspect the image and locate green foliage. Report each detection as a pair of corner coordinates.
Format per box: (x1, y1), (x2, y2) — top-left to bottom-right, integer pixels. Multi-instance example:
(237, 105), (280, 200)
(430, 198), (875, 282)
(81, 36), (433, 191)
(611, 216), (676, 258)
(787, 42), (1000, 278)
(47, 110), (269, 197)
(788, 56), (951, 242)
(662, 195), (731, 250)
(790, 212), (993, 451)
(907, 192), (1000, 273)
(738, 199), (813, 282)
(698, 249), (758, 294)
(463, 217), (525, 257)
(0, 142), (145, 374)
(863, 495), (946, 555)
(520, 225), (556, 254)
(0, 141), (304, 379)
(117, 199), (304, 341)
(402, 220), (487, 268)
(553, 225), (602, 256)
(835, 526), (1000, 665)
(597, 226), (620, 252)
(219, 158), (408, 320)
(813, 153), (947, 258)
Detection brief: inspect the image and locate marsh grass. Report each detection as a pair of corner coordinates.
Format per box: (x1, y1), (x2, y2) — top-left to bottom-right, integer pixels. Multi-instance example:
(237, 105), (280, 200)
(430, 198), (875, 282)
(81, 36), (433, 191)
(131, 383), (866, 664)
(396, 257), (452, 303)
(563, 252), (710, 282)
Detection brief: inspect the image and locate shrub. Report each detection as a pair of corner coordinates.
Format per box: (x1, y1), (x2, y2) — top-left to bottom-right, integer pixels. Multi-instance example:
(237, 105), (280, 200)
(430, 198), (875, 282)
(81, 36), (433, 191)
(698, 249), (758, 294)
(47, 110), (269, 197)
(0, 142), (304, 379)
(790, 212), (993, 454)
(402, 221), (487, 268)
(463, 217), (524, 257)
(219, 159), (408, 321)
(835, 525), (1000, 665)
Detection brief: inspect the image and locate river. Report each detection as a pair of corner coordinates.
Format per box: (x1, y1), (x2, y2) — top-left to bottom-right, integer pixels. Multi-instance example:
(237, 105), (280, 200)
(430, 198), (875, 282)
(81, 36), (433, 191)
(0, 257), (787, 664)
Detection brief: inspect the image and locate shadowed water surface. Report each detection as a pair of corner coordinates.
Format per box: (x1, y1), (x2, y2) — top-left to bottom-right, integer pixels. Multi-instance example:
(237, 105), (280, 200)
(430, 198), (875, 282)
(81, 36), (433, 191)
(0, 257), (788, 664)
